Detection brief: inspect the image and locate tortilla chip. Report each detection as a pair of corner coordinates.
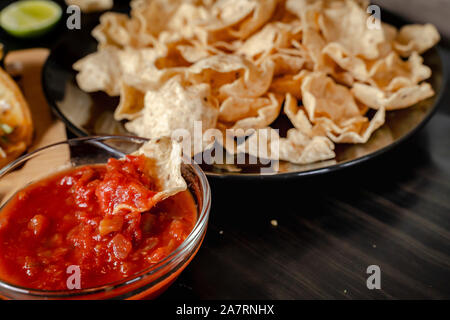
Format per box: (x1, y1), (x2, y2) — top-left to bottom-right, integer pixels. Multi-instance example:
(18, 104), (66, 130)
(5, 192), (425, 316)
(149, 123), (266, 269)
(114, 83), (145, 121)
(286, 0), (322, 25)
(367, 52), (431, 91)
(167, 3), (210, 40)
(73, 46), (123, 96)
(352, 82), (435, 110)
(269, 52), (306, 76)
(125, 76), (219, 153)
(219, 95), (274, 122)
(133, 137), (187, 204)
(119, 47), (185, 92)
(317, 107), (386, 144)
(394, 24), (440, 57)
(318, 0), (386, 59)
(176, 41), (215, 63)
(200, 0), (277, 42)
(237, 21), (302, 61)
(284, 93), (313, 134)
(302, 27), (326, 69)
(92, 12), (135, 48)
(287, 0), (369, 16)
(228, 0), (278, 39)
(270, 70), (309, 99)
(301, 72), (363, 125)
(222, 93), (282, 131)
(204, 0), (258, 31)
(281, 129), (335, 164)
(377, 22), (398, 58)
(188, 54), (274, 99)
(219, 59), (274, 98)
(236, 127), (335, 165)
(301, 73), (386, 143)
(131, 0), (183, 37)
(322, 42), (369, 82)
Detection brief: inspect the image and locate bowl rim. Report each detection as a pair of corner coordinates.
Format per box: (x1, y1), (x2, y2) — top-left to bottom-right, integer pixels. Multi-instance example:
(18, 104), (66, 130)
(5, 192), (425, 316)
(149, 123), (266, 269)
(0, 135), (211, 298)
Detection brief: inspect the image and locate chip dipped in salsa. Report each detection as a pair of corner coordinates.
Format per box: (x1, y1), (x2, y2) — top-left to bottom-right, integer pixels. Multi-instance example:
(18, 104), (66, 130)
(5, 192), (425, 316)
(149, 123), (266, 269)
(0, 154), (197, 291)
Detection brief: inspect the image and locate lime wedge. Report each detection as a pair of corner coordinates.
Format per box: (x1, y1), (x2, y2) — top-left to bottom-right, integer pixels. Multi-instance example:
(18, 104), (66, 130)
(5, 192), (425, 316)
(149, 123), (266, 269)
(0, 1), (62, 38)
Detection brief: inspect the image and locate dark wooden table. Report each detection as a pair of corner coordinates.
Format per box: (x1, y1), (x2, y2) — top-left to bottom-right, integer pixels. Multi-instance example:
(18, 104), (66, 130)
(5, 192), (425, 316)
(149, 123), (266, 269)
(1, 0), (449, 300)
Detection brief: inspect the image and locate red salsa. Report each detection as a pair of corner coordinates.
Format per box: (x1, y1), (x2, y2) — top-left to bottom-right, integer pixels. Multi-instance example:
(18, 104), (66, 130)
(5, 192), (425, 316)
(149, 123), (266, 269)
(0, 155), (197, 290)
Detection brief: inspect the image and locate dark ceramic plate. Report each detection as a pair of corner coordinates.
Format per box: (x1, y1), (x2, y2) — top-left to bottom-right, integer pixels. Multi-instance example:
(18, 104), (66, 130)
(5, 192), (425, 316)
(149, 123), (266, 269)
(42, 8), (447, 180)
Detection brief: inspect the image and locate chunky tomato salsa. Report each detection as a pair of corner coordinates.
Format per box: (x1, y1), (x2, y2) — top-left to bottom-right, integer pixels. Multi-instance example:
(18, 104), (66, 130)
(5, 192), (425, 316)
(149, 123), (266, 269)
(0, 155), (197, 290)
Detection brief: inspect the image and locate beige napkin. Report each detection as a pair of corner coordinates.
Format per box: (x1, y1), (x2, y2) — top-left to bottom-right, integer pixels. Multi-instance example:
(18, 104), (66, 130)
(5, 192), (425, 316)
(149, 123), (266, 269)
(0, 49), (69, 204)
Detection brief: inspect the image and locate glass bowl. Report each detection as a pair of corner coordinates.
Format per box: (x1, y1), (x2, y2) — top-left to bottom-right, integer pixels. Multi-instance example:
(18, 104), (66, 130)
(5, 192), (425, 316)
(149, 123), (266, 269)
(0, 136), (211, 300)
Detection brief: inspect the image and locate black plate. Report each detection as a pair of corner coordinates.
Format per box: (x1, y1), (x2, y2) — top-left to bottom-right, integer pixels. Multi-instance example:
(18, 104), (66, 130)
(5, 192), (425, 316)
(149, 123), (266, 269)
(42, 8), (448, 181)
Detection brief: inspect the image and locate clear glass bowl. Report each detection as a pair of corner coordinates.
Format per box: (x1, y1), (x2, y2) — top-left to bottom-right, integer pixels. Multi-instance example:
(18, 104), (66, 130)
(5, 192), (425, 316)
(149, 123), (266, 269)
(0, 136), (211, 300)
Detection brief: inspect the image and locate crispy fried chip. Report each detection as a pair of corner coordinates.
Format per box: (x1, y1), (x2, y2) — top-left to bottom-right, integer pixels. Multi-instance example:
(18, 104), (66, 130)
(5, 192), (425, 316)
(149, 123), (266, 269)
(281, 129), (336, 164)
(301, 72), (364, 125)
(318, 0), (386, 59)
(114, 83), (145, 120)
(270, 52), (306, 76)
(367, 52), (431, 91)
(133, 137), (187, 204)
(126, 77), (219, 152)
(175, 40), (215, 63)
(188, 54), (274, 98)
(235, 127), (335, 165)
(301, 73), (385, 143)
(167, 3), (210, 40)
(270, 70), (309, 99)
(200, 0), (277, 41)
(73, 46), (123, 96)
(352, 82), (434, 110)
(219, 59), (274, 98)
(92, 12), (139, 48)
(237, 21), (302, 61)
(394, 24), (440, 57)
(284, 93), (313, 134)
(131, 0), (184, 37)
(219, 95), (274, 122)
(119, 47), (186, 92)
(322, 43), (369, 82)
(316, 108), (386, 143)
(222, 93), (282, 132)
(227, 0), (278, 39)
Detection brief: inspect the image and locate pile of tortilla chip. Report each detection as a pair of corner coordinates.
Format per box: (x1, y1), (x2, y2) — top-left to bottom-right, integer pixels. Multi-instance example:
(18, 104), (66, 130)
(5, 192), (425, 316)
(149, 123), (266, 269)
(73, 0), (440, 166)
